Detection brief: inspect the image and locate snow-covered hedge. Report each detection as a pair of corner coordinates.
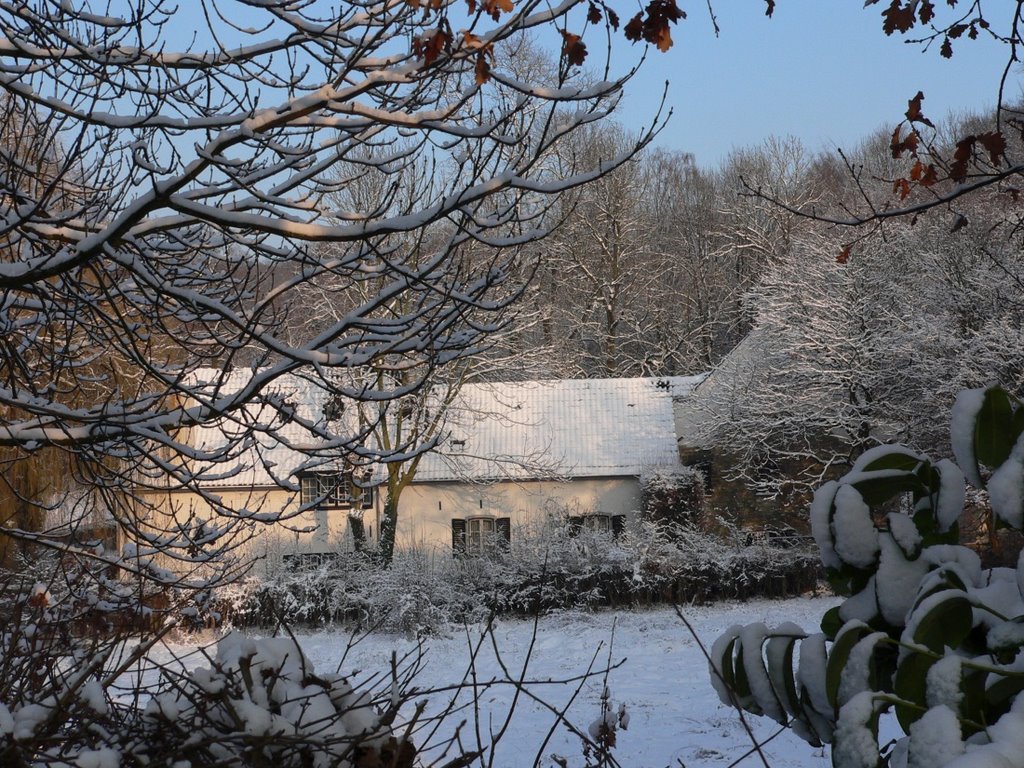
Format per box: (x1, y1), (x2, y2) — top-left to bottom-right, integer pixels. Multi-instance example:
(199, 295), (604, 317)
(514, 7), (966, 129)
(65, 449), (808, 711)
(710, 384), (1024, 768)
(640, 467), (707, 528)
(219, 519), (819, 635)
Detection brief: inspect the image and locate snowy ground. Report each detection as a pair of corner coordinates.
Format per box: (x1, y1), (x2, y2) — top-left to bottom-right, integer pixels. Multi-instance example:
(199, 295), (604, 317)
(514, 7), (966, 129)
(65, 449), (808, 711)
(160, 595), (841, 767)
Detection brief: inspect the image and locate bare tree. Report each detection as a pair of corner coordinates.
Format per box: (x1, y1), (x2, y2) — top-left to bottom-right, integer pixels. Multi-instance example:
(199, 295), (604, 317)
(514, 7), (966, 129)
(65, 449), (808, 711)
(0, 0), (666, 590)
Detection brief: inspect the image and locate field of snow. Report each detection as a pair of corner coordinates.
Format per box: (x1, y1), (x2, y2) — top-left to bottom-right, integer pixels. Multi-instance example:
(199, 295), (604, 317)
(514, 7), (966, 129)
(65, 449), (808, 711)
(162, 595), (841, 767)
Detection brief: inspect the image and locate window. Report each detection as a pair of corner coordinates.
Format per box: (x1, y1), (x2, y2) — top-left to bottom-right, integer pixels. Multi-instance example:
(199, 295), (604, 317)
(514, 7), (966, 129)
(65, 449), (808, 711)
(283, 552), (340, 571)
(300, 472), (373, 510)
(567, 513), (626, 538)
(468, 517), (494, 555)
(584, 514), (613, 533)
(452, 516), (510, 556)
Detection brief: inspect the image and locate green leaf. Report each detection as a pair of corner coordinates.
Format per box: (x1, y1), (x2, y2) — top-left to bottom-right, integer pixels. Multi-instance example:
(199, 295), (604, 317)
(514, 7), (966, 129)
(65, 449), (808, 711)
(826, 622), (873, 711)
(959, 668), (988, 738)
(892, 651), (936, 731)
(984, 674), (1024, 722)
(850, 473), (924, 507)
(975, 386), (1016, 468)
(766, 632), (804, 718)
(910, 591), (973, 653)
(860, 451), (923, 473)
(733, 638), (765, 716)
(821, 607), (843, 640)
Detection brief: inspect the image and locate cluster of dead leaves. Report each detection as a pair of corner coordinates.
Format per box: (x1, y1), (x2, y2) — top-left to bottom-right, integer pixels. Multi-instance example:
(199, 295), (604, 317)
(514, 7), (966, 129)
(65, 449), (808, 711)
(408, 0), (698, 84)
(890, 91), (1010, 203)
(868, 0), (991, 58)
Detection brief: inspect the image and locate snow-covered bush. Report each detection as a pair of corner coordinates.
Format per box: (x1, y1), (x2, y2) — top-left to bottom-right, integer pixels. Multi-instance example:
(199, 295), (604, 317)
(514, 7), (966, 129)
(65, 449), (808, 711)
(222, 517), (819, 635)
(709, 384), (1024, 768)
(640, 467), (707, 528)
(140, 633), (411, 767)
(0, 570), (418, 768)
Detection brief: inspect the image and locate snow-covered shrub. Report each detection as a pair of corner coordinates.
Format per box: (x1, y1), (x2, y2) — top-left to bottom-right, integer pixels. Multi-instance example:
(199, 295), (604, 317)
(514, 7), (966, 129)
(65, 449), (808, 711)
(0, 565), (419, 768)
(139, 633), (411, 768)
(222, 516), (819, 635)
(709, 384), (1024, 768)
(640, 467), (706, 528)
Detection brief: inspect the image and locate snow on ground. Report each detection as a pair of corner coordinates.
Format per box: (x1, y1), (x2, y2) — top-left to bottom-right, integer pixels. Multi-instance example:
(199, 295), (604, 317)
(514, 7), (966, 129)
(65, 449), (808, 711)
(160, 595), (840, 767)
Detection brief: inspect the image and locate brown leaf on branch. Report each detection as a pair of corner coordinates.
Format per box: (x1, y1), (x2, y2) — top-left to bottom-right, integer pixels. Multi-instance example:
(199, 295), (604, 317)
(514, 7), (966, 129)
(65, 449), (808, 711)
(940, 37), (953, 58)
(890, 127), (920, 159)
(918, 0), (935, 24)
(412, 26), (452, 66)
(978, 131), (1007, 167)
(588, 2), (602, 24)
(950, 136), (975, 183)
(561, 30), (588, 66)
(480, 0), (513, 21)
(623, 0), (685, 51)
(764, 0), (775, 17)
(624, 14), (643, 42)
(905, 91), (934, 127)
(837, 244), (852, 264)
(881, 1), (917, 35)
(894, 178), (912, 200)
(475, 51), (492, 84)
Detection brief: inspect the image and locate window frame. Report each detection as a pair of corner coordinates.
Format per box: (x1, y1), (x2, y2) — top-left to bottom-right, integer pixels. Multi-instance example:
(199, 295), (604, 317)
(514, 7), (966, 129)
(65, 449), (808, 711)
(466, 516), (496, 556)
(583, 514), (613, 533)
(452, 516), (511, 556)
(299, 471), (374, 510)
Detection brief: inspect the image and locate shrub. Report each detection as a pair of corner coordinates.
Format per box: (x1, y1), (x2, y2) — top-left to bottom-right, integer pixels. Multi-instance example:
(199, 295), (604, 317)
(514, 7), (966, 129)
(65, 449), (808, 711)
(709, 384), (1024, 768)
(218, 517), (820, 635)
(640, 468), (707, 528)
(0, 565), (419, 768)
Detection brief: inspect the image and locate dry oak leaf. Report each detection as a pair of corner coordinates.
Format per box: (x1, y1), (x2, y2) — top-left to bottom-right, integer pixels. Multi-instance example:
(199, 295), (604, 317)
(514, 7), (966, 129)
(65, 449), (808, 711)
(481, 0), (513, 21)
(624, 0), (685, 52)
(905, 91), (934, 127)
(978, 131), (1007, 167)
(413, 26), (452, 66)
(561, 30), (588, 66)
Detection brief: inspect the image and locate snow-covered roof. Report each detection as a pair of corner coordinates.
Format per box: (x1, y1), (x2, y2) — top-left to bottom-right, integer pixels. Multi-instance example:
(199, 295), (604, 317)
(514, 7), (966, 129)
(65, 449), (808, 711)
(415, 376), (703, 482)
(178, 373), (705, 488)
(674, 331), (765, 449)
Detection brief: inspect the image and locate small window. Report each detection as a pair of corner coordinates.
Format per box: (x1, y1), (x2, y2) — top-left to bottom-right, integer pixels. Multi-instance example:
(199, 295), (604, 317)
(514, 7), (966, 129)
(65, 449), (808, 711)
(283, 552), (340, 571)
(300, 472), (373, 510)
(452, 516), (510, 556)
(568, 513), (626, 538)
(468, 517), (495, 556)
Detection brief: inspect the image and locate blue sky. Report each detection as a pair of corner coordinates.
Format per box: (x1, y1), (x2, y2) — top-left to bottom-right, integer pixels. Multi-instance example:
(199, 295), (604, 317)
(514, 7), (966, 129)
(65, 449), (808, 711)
(605, 1), (1015, 168)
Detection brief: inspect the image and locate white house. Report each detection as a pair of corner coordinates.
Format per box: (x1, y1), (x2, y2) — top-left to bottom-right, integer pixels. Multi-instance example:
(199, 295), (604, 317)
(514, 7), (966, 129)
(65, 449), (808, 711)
(138, 373), (705, 570)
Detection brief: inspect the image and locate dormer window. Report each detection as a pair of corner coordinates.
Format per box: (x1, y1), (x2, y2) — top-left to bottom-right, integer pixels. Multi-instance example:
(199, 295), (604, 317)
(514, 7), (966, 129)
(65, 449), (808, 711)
(300, 471), (373, 510)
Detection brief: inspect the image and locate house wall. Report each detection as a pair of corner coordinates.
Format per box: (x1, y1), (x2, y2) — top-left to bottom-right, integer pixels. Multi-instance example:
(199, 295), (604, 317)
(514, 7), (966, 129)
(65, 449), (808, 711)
(391, 476), (642, 554)
(135, 486), (354, 574)
(136, 475), (642, 573)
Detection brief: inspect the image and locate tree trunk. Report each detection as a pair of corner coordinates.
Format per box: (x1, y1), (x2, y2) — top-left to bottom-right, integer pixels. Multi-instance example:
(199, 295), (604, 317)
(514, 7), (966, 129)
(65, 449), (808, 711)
(348, 514), (366, 553)
(378, 494), (398, 566)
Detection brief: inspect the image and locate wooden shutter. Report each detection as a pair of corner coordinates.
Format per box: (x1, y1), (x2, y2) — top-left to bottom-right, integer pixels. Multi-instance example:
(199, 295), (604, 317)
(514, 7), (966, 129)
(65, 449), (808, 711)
(451, 518), (467, 556)
(496, 517), (511, 549)
(611, 515), (626, 538)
